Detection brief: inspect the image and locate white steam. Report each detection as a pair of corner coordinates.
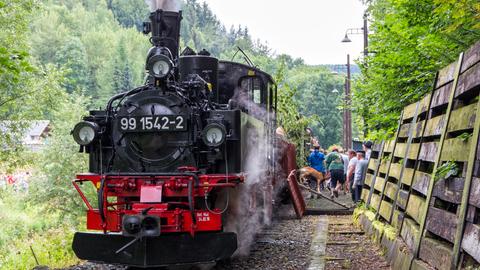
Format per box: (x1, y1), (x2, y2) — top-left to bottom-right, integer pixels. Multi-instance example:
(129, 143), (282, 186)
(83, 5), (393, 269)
(145, 0), (182, 12)
(223, 90), (287, 256)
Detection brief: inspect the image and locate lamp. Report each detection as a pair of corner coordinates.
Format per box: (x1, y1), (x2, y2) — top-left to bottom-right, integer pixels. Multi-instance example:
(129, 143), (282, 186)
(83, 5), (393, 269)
(341, 33), (352, 43)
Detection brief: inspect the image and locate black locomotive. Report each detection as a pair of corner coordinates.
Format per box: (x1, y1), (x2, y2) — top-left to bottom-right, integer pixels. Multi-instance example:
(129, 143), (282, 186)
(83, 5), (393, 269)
(71, 8), (285, 268)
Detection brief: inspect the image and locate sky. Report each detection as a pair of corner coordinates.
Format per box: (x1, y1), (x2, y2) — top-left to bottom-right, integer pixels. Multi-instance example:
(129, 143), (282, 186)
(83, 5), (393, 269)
(199, 0), (367, 65)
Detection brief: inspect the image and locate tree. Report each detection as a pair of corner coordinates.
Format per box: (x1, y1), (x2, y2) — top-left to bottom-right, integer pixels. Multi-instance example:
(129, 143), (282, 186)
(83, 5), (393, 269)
(108, 0), (149, 31)
(275, 62), (318, 166)
(54, 37), (91, 93)
(289, 66), (344, 148)
(112, 41), (134, 94)
(353, 0), (480, 139)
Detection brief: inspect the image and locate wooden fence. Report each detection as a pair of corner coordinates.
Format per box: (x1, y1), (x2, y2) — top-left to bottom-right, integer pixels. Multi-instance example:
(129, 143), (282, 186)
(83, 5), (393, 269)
(359, 40), (480, 270)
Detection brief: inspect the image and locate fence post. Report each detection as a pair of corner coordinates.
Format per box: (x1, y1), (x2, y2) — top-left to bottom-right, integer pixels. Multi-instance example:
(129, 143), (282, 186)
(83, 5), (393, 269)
(388, 101), (421, 223)
(374, 113), (403, 219)
(412, 52), (464, 261)
(451, 77), (480, 269)
(366, 140), (385, 206)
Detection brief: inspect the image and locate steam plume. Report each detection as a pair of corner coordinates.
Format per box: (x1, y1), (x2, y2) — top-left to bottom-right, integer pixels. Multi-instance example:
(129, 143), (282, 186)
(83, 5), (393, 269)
(223, 90), (287, 256)
(145, 0), (182, 12)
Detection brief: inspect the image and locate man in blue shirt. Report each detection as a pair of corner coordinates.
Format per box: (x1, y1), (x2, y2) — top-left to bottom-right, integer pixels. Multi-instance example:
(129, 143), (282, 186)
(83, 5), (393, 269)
(308, 145), (325, 172)
(307, 145), (325, 196)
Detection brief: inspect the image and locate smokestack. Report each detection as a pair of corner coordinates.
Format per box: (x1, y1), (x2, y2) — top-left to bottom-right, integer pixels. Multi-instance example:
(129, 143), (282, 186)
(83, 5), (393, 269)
(145, 0), (182, 12)
(143, 0), (182, 58)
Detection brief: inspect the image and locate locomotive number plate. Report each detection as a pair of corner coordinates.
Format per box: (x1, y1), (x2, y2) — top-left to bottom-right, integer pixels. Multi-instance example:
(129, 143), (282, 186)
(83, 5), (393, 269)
(118, 115), (187, 132)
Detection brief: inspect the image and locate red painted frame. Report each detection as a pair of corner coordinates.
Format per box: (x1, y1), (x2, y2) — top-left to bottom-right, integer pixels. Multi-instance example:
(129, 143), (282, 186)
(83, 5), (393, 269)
(73, 172), (243, 236)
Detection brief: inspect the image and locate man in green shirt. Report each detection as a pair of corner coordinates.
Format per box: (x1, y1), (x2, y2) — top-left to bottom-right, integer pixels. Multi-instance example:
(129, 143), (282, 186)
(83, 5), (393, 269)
(325, 146), (345, 198)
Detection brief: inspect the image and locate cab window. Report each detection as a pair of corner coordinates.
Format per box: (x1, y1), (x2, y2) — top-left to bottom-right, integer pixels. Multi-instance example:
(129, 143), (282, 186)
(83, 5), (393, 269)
(240, 77), (264, 105)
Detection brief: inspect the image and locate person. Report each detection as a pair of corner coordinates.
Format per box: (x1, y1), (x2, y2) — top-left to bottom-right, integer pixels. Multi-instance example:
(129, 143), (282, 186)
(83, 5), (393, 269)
(6, 174), (14, 185)
(363, 141), (373, 160)
(353, 151), (369, 203)
(346, 150), (357, 202)
(307, 144), (326, 197)
(340, 150), (350, 194)
(325, 146), (344, 198)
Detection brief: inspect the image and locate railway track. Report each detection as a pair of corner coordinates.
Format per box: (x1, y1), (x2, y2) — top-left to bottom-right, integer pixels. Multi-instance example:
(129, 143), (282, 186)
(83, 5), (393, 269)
(59, 206), (318, 270)
(58, 198), (390, 270)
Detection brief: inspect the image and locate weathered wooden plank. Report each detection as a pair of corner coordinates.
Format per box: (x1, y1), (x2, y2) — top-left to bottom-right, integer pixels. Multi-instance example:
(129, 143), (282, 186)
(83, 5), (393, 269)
(380, 228), (397, 264)
(447, 102), (477, 133)
(389, 162), (402, 180)
(379, 200), (393, 220)
(401, 217), (420, 252)
(401, 168), (415, 186)
(399, 123), (410, 138)
(407, 143), (420, 160)
(384, 140), (395, 153)
(397, 190), (409, 210)
(424, 114), (445, 137)
(431, 82), (453, 109)
(384, 181), (398, 200)
(468, 177), (480, 208)
(461, 40), (480, 73)
(391, 238), (414, 270)
(474, 160), (480, 178)
(406, 194), (426, 224)
(394, 143), (407, 158)
(413, 120), (426, 138)
(425, 206), (457, 243)
(411, 259), (435, 270)
(391, 209), (402, 229)
(372, 142), (383, 152)
(466, 205), (476, 223)
(456, 62), (480, 98)
(379, 161), (388, 174)
(419, 237), (453, 270)
(440, 137), (471, 162)
(371, 193), (381, 211)
(365, 173), (374, 186)
(461, 222), (480, 262)
(436, 61), (458, 88)
(368, 158), (379, 171)
(412, 171), (431, 196)
(418, 94), (431, 116)
(361, 188), (370, 202)
(403, 102), (418, 120)
(432, 177), (464, 204)
(419, 141), (438, 162)
(374, 177), (385, 192)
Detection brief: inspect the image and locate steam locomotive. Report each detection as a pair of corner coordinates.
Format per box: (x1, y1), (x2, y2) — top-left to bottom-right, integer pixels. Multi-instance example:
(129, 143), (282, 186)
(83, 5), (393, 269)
(70, 7), (295, 268)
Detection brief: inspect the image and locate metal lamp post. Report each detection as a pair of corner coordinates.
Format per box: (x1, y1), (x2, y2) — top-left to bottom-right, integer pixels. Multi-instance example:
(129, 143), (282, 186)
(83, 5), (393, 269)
(340, 12), (369, 149)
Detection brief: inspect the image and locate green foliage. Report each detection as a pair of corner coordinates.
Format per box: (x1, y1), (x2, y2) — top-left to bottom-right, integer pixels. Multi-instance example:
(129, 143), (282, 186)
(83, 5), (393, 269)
(108, 0), (149, 31)
(288, 66), (344, 148)
(275, 62), (318, 166)
(0, 188), (80, 269)
(458, 132), (472, 142)
(353, 0), (480, 139)
(434, 160), (458, 181)
(30, 92), (91, 218)
(30, 0), (149, 106)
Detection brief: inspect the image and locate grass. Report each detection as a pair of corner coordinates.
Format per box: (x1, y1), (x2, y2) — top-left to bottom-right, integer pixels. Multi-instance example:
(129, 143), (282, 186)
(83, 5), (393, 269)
(0, 187), (81, 269)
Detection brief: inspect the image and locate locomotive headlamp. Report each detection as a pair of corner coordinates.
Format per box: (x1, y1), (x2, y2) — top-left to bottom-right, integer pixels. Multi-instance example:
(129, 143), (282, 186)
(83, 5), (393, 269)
(146, 49), (173, 79)
(72, 121), (99, 146)
(202, 123), (226, 147)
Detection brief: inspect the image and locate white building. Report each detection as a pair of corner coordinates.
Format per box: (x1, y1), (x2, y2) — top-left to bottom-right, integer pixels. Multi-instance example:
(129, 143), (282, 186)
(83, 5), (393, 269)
(0, 120), (51, 152)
